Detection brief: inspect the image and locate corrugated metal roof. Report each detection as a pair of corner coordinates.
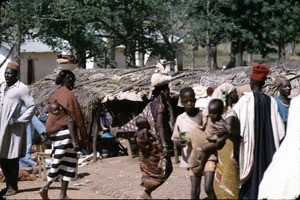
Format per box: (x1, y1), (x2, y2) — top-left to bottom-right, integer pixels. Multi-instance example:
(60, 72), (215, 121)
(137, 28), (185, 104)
(20, 40), (56, 53)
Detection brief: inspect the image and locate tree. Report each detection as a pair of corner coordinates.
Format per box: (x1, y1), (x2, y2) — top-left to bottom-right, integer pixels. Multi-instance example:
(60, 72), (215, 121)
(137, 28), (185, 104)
(261, 0), (300, 60)
(186, 0), (229, 71)
(0, 0), (42, 67)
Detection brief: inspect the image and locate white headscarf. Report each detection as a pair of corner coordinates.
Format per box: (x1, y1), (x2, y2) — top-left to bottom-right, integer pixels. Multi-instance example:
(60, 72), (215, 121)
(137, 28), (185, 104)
(150, 63), (172, 87)
(211, 83), (235, 106)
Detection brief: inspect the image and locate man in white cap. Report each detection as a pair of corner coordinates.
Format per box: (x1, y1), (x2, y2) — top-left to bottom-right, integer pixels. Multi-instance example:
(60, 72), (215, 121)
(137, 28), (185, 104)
(0, 61), (36, 197)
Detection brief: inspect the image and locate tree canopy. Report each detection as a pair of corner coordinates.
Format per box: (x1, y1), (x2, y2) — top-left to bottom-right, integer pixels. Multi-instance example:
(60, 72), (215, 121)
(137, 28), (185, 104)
(1, 0), (299, 70)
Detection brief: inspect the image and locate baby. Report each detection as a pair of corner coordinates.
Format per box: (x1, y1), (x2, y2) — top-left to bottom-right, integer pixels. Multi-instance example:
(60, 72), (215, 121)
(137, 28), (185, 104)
(48, 101), (61, 115)
(135, 116), (153, 150)
(205, 99), (231, 142)
(199, 99), (231, 172)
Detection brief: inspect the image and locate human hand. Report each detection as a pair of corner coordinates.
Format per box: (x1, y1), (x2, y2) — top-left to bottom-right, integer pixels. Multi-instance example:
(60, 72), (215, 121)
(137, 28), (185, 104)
(162, 146), (169, 157)
(191, 165), (204, 177)
(8, 118), (19, 125)
(40, 132), (48, 142)
(216, 140), (226, 150)
(72, 140), (80, 152)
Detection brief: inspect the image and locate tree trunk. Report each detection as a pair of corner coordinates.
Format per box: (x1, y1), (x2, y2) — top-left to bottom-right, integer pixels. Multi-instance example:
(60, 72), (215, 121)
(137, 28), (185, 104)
(206, 46), (212, 71)
(226, 42), (236, 69)
(211, 46), (218, 70)
(205, 0), (212, 71)
(76, 47), (86, 69)
(288, 41), (296, 56)
(278, 37), (286, 60)
(235, 41), (242, 67)
(191, 46), (195, 70)
(12, 24), (21, 64)
(107, 38), (116, 68)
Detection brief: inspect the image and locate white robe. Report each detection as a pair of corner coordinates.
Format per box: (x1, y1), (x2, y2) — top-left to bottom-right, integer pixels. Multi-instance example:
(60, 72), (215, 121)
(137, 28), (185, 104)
(258, 95), (300, 199)
(0, 81), (36, 159)
(232, 92), (285, 185)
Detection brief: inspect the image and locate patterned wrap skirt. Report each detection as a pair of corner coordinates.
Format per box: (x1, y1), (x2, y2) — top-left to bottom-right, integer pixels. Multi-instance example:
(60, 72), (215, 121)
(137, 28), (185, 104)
(48, 129), (78, 182)
(138, 138), (173, 191)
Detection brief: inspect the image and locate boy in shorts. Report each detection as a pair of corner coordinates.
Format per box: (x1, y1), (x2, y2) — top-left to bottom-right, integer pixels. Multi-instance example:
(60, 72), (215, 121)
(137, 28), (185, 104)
(172, 87), (227, 199)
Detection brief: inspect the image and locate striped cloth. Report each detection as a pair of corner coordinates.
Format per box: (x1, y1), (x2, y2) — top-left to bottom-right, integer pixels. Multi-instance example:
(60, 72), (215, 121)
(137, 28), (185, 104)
(48, 129), (78, 182)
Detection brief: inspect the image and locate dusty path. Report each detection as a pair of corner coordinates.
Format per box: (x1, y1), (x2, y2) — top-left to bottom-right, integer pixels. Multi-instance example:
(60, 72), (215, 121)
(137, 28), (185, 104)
(2, 156), (207, 199)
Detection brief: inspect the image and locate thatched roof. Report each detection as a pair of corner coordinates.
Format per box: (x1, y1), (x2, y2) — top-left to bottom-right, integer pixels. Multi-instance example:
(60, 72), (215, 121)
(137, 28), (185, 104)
(30, 61), (300, 118)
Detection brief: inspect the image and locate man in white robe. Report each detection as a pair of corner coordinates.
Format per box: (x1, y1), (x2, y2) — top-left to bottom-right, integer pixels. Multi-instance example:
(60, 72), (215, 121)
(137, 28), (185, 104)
(0, 61), (36, 197)
(228, 65), (285, 199)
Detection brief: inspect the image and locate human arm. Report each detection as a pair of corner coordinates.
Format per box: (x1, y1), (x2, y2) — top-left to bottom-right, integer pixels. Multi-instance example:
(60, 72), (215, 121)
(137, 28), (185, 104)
(16, 86), (36, 123)
(67, 114), (79, 151)
(156, 112), (168, 155)
(9, 86), (36, 125)
(171, 118), (190, 148)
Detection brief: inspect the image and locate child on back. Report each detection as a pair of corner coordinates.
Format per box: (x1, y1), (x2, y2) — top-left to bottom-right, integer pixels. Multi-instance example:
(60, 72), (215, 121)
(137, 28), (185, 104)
(48, 101), (60, 115)
(48, 101), (79, 151)
(172, 87), (222, 199)
(135, 116), (152, 150)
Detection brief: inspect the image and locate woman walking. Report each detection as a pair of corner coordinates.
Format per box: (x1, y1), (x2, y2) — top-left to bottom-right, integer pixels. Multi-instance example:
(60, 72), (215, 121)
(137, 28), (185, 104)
(120, 63), (173, 199)
(39, 70), (89, 199)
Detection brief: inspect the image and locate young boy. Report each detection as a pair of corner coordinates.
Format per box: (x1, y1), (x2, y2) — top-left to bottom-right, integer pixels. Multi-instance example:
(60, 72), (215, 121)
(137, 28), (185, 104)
(172, 87), (221, 199)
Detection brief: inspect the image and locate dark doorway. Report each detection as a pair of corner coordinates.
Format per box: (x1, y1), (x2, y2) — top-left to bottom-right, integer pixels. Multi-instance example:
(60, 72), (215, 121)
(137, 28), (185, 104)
(27, 59), (35, 84)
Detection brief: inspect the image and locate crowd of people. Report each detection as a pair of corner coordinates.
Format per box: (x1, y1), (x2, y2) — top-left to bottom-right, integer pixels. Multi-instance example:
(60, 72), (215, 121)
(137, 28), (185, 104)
(0, 60), (299, 200)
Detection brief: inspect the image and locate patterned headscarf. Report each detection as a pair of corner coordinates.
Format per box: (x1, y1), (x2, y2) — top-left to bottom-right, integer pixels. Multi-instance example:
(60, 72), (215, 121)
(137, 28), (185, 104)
(211, 83), (235, 106)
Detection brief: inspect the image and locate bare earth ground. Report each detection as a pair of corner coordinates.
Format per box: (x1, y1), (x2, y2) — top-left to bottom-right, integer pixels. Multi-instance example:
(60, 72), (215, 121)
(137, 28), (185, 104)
(1, 156), (207, 200)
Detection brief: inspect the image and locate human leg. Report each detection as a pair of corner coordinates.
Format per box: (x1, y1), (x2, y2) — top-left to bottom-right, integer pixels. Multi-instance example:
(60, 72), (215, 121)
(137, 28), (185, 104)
(2, 158), (19, 196)
(192, 143), (216, 177)
(204, 171), (217, 199)
(190, 175), (201, 199)
(59, 180), (70, 199)
(39, 180), (54, 200)
(0, 159), (9, 195)
(140, 188), (152, 199)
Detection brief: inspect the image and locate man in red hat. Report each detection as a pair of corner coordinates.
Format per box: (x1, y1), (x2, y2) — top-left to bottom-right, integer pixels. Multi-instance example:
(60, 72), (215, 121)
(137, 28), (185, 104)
(0, 61), (36, 197)
(226, 64), (285, 199)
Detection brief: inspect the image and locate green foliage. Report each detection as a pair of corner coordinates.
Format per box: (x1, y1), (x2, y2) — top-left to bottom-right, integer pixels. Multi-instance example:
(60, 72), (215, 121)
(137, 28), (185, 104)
(1, 0), (299, 69)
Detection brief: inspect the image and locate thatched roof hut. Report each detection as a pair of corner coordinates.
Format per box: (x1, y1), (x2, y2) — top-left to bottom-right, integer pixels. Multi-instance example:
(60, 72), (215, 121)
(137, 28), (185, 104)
(30, 60), (300, 127)
(29, 60), (300, 160)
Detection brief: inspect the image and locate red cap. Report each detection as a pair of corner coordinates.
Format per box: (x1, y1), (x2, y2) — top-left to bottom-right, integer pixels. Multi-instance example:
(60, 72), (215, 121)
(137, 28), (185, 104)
(251, 64), (270, 81)
(7, 61), (19, 71)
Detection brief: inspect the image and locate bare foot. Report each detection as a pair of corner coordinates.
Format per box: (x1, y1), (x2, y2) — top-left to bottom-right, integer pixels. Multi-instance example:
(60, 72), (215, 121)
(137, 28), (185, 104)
(59, 195), (71, 199)
(140, 191), (152, 199)
(39, 188), (50, 200)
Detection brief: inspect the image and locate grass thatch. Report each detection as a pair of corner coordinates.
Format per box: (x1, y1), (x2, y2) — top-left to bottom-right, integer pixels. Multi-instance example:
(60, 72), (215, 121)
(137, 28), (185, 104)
(29, 61), (300, 119)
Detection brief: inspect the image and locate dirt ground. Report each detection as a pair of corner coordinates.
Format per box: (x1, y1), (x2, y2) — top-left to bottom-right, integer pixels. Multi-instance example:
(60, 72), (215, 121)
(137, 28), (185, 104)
(1, 155), (208, 200)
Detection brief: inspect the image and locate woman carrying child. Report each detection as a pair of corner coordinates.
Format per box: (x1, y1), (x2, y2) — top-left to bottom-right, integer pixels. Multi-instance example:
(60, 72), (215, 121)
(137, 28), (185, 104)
(120, 63), (173, 199)
(210, 83), (240, 199)
(39, 70), (89, 199)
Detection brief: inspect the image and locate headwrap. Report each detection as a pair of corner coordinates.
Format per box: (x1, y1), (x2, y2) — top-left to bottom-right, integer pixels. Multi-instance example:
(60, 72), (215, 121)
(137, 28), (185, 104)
(211, 83), (235, 106)
(275, 75), (289, 87)
(7, 61), (19, 71)
(251, 64), (270, 81)
(150, 63), (172, 87)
